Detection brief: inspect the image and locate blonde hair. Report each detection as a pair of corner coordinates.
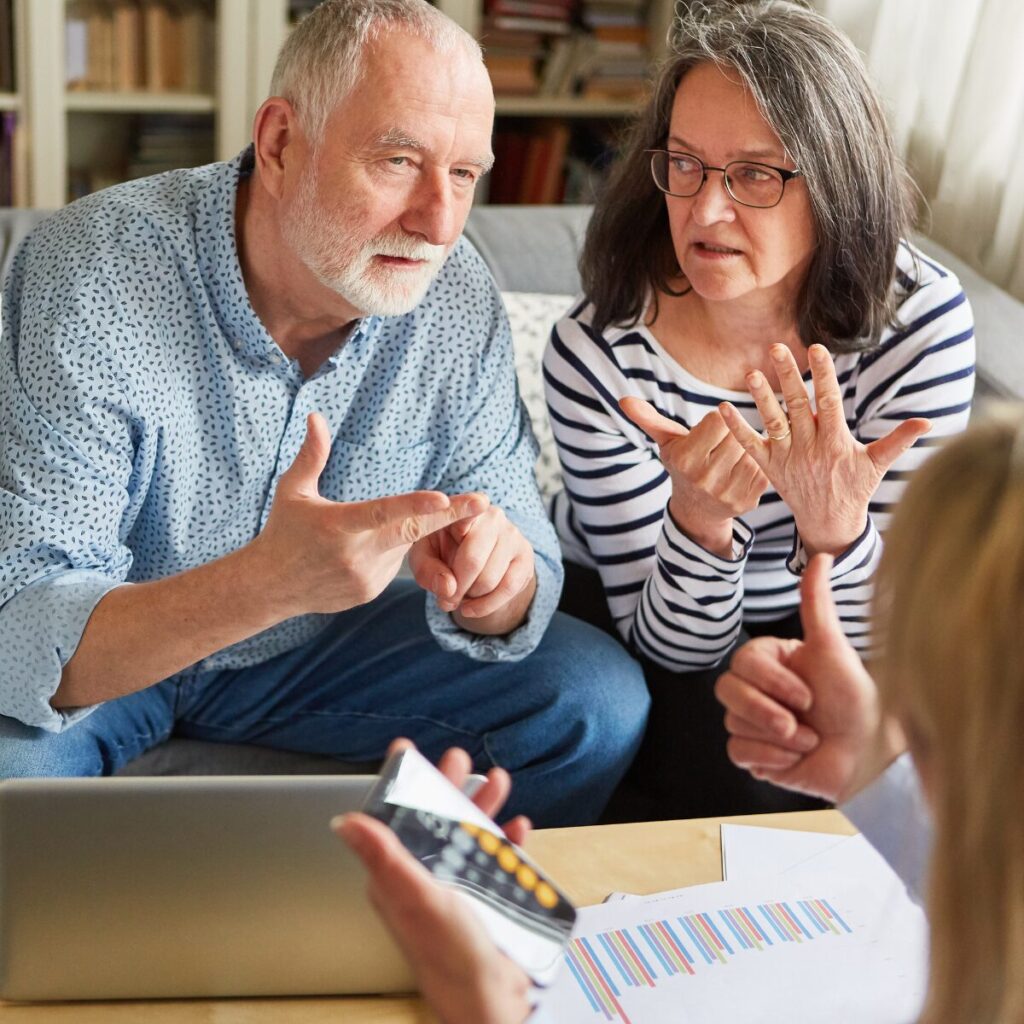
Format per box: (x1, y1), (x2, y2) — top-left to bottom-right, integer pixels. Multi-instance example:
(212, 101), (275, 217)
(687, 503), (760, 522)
(875, 404), (1024, 1024)
(269, 0), (481, 146)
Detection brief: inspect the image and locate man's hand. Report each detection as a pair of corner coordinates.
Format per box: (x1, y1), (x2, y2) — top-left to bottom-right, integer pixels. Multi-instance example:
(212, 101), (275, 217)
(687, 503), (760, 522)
(252, 413), (489, 619)
(333, 740), (532, 1024)
(715, 554), (905, 802)
(408, 505), (537, 636)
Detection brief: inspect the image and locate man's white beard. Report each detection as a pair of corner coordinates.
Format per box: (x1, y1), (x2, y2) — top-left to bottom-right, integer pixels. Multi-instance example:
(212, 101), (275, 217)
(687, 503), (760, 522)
(283, 166), (448, 317)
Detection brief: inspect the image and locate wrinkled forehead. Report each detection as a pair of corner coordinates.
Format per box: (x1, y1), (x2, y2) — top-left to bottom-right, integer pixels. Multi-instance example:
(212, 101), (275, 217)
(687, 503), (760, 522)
(668, 62), (786, 160)
(323, 32), (494, 159)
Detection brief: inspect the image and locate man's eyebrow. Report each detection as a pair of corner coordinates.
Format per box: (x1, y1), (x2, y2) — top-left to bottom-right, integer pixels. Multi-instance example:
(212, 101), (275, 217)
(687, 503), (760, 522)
(373, 128), (494, 173)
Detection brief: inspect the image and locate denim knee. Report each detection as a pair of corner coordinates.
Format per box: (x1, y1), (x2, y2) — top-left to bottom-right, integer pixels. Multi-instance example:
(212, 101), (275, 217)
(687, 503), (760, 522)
(491, 613), (648, 825)
(0, 715), (104, 779)
(530, 613), (649, 760)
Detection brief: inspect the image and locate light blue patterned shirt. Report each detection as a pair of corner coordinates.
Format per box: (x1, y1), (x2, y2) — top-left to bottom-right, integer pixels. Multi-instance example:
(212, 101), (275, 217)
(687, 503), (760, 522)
(0, 149), (562, 732)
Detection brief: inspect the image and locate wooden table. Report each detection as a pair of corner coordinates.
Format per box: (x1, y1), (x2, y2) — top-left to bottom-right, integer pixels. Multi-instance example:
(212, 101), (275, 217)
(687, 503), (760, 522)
(0, 810), (855, 1022)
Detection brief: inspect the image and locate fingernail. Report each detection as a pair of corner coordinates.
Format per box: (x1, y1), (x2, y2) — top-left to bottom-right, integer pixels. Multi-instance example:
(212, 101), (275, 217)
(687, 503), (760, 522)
(770, 346), (787, 362)
(795, 728), (819, 752)
(330, 813), (350, 833)
(433, 573), (451, 598)
(747, 371), (763, 388)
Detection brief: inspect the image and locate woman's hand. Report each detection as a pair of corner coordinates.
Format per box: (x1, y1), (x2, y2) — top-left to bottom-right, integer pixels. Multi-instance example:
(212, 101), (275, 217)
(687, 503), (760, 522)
(336, 814), (532, 1024)
(620, 396), (769, 557)
(719, 343), (931, 557)
(384, 738), (532, 842)
(334, 740), (533, 1024)
(716, 554), (906, 802)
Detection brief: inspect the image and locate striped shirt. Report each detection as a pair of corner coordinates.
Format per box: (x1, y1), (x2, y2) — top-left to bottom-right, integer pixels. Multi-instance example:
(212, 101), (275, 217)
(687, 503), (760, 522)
(544, 242), (975, 670)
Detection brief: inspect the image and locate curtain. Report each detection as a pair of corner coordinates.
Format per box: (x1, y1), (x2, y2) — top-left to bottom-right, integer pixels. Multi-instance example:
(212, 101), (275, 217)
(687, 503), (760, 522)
(814, 0), (1024, 302)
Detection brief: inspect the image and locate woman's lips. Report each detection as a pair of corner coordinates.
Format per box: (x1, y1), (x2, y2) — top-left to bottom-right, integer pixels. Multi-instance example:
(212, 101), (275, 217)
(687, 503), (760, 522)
(692, 241), (743, 259)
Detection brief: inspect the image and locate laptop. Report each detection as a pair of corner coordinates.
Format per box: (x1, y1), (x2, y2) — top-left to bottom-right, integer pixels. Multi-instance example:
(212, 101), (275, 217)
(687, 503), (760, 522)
(0, 775), (414, 1000)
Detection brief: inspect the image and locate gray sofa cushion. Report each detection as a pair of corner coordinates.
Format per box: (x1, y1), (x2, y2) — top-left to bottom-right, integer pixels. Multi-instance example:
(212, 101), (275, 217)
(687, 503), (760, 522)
(464, 204), (590, 295)
(115, 739), (372, 776)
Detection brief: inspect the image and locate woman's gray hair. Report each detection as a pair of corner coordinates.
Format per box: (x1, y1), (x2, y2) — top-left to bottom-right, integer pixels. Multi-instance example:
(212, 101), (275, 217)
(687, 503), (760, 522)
(270, 0), (482, 147)
(580, 0), (918, 351)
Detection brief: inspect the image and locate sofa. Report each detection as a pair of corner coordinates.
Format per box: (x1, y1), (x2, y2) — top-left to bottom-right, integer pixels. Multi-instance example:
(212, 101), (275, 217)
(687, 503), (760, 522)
(1, 204), (1022, 775)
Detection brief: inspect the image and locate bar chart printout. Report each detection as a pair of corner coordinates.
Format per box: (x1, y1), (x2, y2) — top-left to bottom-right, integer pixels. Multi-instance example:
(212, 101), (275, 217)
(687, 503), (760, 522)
(532, 873), (928, 1024)
(565, 898), (850, 1022)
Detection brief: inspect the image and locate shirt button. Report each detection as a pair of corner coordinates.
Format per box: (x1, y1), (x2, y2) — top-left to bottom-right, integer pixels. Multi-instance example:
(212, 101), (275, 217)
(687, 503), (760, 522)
(231, 339), (241, 351)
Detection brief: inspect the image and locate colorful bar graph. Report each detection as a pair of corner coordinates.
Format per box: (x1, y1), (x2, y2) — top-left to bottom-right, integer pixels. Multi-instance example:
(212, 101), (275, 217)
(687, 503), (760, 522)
(564, 897), (855, 1021)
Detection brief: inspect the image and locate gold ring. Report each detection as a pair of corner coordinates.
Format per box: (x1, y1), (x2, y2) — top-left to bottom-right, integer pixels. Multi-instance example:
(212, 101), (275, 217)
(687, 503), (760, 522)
(764, 427), (791, 441)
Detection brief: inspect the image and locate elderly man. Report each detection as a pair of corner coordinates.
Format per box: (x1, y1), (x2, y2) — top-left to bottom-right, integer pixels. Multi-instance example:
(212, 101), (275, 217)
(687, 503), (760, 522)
(0, 0), (648, 826)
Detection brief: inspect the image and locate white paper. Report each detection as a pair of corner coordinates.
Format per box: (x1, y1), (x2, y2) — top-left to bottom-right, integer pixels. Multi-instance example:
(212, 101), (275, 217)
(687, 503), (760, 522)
(722, 824), (856, 880)
(533, 868), (928, 1024)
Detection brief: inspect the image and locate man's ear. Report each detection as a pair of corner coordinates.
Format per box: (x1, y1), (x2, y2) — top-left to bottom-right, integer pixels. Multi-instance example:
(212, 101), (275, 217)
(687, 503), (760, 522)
(252, 97), (306, 201)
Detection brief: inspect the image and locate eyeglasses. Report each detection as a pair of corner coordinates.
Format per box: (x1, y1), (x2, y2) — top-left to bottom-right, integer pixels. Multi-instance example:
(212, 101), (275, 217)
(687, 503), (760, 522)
(647, 149), (803, 209)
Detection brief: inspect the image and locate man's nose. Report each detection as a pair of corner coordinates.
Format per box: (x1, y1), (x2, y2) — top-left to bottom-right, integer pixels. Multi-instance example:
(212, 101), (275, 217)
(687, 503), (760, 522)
(403, 171), (457, 247)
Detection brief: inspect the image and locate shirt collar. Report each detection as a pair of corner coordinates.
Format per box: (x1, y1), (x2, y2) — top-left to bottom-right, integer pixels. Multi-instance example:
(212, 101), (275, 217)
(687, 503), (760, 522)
(194, 146), (384, 374)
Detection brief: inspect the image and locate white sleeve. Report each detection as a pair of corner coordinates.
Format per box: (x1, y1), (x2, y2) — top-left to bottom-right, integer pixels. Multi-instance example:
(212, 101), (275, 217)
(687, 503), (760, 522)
(840, 754), (932, 903)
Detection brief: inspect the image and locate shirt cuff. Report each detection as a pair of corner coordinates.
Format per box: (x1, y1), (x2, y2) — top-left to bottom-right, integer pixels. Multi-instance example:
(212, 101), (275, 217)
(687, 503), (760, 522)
(841, 753), (931, 903)
(786, 517), (879, 578)
(0, 570), (119, 732)
(425, 551), (563, 662)
(662, 506), (754, 576)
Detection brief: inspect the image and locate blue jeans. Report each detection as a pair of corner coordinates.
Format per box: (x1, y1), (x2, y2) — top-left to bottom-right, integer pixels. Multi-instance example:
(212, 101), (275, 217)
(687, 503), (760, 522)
(0, 581), (649, 826)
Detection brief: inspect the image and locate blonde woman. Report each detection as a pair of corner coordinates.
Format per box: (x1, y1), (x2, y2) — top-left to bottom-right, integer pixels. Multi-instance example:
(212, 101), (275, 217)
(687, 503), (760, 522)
(338, 407), (1024, 1024)
(721, 404), (1024, 1024)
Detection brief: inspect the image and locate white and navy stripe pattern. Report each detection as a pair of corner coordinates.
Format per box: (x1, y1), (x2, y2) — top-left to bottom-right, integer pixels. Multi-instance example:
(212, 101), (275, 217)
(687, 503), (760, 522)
(544, 242), (975, 671)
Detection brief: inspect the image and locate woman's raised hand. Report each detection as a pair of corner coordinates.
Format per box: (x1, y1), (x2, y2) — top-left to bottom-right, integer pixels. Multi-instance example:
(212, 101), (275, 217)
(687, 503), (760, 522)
(719, 344), (932, 557)
(620, 397), (769, 557)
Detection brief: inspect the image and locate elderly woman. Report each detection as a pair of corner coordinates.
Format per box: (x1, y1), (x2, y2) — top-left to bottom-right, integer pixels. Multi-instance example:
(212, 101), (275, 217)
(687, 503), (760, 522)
(545, 0), (975, 818)
(338, 405), (1024, 1024)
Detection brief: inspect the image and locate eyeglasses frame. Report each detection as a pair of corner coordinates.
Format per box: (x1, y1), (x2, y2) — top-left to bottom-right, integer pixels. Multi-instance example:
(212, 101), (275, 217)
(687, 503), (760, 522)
(646, 148), (803, 209)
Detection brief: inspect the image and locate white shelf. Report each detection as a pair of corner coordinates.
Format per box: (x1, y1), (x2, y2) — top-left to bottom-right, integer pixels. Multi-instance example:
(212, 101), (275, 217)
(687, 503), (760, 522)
(65, 91), (216, 114)
(0, 92), (19, 111)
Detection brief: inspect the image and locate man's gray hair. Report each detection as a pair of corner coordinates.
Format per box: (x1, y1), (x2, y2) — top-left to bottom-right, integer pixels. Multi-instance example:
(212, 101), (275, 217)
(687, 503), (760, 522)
(270, 0), (483, 146)
(581, 0), (918, 352)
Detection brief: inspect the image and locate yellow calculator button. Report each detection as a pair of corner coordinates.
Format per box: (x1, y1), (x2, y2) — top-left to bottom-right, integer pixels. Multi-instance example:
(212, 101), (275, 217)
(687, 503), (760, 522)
(535, 882), (558, 909)
(516, 864), (538, 890)
(478, 830), (500, 855)
(498, 846), (519, 873)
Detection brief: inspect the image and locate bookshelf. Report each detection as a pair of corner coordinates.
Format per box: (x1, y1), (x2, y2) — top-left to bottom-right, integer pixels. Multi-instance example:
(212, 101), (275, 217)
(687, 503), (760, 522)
(2, 0), (268, 207)
(1, 0), (674, 208)
(0, 0), (25, 205)
(441, 0), (675, 204)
